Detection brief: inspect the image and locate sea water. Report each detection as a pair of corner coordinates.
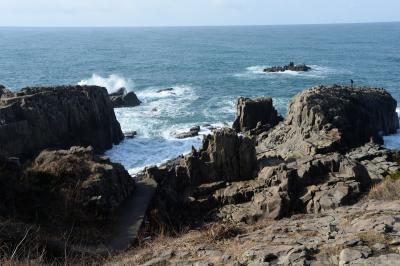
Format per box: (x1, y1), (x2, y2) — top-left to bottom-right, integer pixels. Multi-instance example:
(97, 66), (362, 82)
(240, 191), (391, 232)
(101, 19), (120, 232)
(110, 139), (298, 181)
(1, 23), (399, 173)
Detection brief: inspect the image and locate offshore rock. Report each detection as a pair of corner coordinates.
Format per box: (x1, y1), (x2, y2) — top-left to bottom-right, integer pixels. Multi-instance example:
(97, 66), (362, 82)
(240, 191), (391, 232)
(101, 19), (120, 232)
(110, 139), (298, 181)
(263, 62), (311, 72)
(233, 97), (282, 133)
(109, 87), (141, 108)
(0, 85), (124, 159)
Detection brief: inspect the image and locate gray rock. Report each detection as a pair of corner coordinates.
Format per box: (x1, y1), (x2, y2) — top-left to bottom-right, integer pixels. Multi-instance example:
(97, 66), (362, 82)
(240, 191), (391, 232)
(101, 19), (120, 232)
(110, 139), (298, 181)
(0, 85), (124, 159)
(233, 97), (282, 133)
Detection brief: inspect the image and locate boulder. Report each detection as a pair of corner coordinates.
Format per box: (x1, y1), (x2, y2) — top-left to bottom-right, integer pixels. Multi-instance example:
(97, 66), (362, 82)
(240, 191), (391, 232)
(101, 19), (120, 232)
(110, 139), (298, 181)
(174, 126), (201, 139)
(263, 62), (311, 73)
(157, 88), (174, 93)
(22, 146), (135, 222)
(0, 85), (124, 160)
(110, 91), (141, 108)
(259, 85), (399, 159)
(233, 97), (282, 133)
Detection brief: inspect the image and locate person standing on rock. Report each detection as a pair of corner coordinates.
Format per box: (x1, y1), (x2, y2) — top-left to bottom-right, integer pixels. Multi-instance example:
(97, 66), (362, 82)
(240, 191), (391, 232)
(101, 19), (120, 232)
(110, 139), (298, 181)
(351, 79), (354, 88)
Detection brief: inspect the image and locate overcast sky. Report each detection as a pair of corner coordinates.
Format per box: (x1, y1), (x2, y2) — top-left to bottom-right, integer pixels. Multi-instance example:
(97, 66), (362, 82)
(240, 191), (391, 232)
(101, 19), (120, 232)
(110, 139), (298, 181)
(0, 0), (399, 27)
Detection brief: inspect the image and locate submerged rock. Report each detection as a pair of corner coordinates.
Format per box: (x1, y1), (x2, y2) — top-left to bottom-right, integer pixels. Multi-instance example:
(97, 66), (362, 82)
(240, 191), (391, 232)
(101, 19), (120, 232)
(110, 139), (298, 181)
(263, 62), (311, 72)
(0, 85), (124, 160)
(233, 97), (282, 133)
(157, 88), (174, 93)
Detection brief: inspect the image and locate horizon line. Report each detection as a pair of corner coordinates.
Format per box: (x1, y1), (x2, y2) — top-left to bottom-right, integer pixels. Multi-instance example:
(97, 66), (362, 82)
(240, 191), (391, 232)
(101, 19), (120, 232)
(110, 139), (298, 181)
(0, 20), (399, 28)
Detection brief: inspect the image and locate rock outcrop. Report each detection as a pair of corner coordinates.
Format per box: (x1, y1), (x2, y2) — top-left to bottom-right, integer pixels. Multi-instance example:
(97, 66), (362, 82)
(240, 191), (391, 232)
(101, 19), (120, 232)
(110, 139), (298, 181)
(145, 128), (257, 231)
(259, 85), (399, 159)
(109, 87), (141, 108)
(19, 146), (134, 222)
(263, 62), (311, 73)
(0, 85), (124, 159)
(174, 126), (201, 139)
(233, 97), (282, 134)
(143, 85), (399, 233)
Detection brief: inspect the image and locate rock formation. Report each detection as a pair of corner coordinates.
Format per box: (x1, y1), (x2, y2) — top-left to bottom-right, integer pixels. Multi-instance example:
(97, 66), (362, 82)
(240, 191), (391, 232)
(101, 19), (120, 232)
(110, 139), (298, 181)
(232, 97), (282, 133)
(0, 85), (124, 159)
(174, 125), (201, 139)
(109, 87), (141, 108)
(0, 146), (134, 223)
(263, 62), (311, 72)
(258, 85), (399, 159)
(144, 85), (399, 232)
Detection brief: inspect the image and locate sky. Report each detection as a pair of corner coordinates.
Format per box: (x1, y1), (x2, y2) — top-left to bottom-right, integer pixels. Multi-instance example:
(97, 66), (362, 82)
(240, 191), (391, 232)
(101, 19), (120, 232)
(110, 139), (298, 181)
(0, 0), (399, 27)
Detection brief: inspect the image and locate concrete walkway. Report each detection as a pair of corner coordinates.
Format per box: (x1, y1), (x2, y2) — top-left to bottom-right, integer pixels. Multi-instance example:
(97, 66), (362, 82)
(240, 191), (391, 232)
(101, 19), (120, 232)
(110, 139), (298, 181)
(107, 178), (158, 251)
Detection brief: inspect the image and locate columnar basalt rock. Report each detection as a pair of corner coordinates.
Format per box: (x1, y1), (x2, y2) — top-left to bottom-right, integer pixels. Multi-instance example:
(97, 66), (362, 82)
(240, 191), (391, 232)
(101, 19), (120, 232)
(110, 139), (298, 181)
(233, 97), (282, 133)
(144, 85), (398, 231)
(259, 85), (399, 159)
(0, 85), (124, 159)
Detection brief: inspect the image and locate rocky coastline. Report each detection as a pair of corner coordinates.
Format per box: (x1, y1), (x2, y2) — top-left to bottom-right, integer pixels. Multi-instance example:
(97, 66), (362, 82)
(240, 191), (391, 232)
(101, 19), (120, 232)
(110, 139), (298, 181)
(1, 83), (400, 265)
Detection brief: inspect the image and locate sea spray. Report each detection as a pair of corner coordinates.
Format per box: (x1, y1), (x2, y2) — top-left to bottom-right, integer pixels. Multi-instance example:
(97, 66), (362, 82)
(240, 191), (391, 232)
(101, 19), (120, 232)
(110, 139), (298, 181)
(78, 74), (134, 94)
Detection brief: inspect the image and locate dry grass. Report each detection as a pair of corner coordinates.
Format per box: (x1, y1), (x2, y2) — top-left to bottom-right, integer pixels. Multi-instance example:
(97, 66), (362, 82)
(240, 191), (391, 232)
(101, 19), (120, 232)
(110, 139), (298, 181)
(357, 231), (389, 246)
(108, 223), (244, 266)
(369, 178), (400, 200)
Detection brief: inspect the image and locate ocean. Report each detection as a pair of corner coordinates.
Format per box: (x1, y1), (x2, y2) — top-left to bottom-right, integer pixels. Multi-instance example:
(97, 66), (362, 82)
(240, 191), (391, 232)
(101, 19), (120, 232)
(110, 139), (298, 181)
(1, 23), (400, 173)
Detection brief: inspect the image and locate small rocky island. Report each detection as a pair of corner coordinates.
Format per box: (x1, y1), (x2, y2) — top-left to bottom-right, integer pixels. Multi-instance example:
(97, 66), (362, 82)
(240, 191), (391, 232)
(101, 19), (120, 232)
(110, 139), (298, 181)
(1, 84), (400, 266)
(264, 62), (311, 72)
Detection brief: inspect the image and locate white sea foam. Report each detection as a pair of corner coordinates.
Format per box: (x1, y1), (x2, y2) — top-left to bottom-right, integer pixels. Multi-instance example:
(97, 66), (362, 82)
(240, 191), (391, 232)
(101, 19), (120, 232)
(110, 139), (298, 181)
(383, 107), (400, 150)
(87, 78), (207, 173)
(78, 74), (134, 94)
(234, 65), (347, 79)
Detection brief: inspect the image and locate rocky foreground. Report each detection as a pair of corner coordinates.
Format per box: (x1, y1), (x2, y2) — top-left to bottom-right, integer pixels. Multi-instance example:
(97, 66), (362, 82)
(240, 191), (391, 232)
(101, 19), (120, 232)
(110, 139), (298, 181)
(126, 85), (400, 266)
(1, 84), (400, 266)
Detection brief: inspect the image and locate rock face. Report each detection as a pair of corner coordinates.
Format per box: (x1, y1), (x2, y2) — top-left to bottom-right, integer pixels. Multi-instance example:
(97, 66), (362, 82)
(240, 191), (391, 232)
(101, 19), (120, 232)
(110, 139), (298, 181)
(145, 128), (257, 231)
(0, 85), (124, 159)
(263, 62), (311, 73)
(109, 87), (141, 108)
(144, 85), (399, 233)
(259, 85), (399, 159)
(233, 97), (282, 133)
(22, 146), (135, 222)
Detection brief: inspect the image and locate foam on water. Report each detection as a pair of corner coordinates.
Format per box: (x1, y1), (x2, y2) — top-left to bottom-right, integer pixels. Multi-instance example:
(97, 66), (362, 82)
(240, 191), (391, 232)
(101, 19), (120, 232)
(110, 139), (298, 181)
(80, 74), (228, 173)
(383, 107), (400, 150)
(234, 65), (345, 79)
(78, 74), (134, 94)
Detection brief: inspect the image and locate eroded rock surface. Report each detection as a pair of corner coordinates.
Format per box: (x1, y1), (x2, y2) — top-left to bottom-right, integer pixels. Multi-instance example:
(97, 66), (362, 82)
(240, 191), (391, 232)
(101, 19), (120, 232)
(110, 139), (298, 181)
(259, 85), (399, 159)
(109, 87), (141, 108)
(0, 85), (124, 159)
(109, 200), (400, 266)
(5, 147), (135, 222)
(233, 97), (282, 134)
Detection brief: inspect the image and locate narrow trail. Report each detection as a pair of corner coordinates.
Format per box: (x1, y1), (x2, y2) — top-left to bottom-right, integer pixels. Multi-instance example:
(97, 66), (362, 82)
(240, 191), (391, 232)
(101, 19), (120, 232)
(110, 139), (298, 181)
(65, 178), (158, 256)
(107, 178), (158, 251)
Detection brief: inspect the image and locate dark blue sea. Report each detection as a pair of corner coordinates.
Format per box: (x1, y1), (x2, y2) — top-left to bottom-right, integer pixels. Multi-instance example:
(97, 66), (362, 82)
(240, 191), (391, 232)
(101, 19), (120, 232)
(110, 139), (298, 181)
(1, 23), (399, 173)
